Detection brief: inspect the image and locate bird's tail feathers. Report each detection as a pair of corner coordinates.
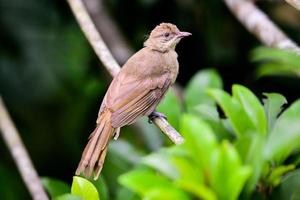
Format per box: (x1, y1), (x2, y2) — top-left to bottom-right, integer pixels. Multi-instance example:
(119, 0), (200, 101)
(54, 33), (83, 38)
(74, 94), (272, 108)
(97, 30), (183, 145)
(75, 110), (114, 179)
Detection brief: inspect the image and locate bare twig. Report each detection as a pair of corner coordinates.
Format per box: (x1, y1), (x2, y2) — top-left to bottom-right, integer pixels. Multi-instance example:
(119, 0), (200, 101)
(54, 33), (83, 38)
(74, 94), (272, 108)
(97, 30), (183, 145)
(0, 97), (49, 200)
(223, 0), (300, 54)
(83, 0), (133, 64)
(66, 0), (184, 144)
(285, 0), (300, 11)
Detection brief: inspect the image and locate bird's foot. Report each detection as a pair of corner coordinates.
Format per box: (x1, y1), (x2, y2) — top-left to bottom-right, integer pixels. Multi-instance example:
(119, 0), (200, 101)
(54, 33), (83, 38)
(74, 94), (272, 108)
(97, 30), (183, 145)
(148, 111), (167, 123)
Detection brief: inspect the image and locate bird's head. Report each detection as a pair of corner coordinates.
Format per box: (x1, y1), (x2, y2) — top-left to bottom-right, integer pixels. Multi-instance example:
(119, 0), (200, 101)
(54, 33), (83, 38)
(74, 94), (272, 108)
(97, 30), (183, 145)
(144, 23), (191, 52)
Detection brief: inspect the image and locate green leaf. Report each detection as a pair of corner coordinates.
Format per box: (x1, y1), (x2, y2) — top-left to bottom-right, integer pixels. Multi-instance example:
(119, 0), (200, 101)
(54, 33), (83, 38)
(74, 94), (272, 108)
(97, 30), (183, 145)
(144, 187), (190, 200)
(190, 104), (233, 141)
(255, 63), (298, 78)
(116, 187), (139, 200)
(235, 134), (265, 193)
(42, 177), (70, 198)
(157, 88), (182, 129)
(180, 114), (217, 170)
(71, 176), (99, 200)
(141, 152), (179, 180)
(207, 88), (256, 137)
(90, 176), (109, 200)
(251, 47), (300, 78)
(271, 169), (300, 200)
(185, 69), (223, 110)
(265, 100), (300, 162)
(175, 179), (216, 200)
(210, 141), (252, 200)
(232, 85), (267, 135)
(262, 93), (287, 131)
(118, 169), (173, 196)
(171, 154), (203, 184)
(55, 194), (82, 200)
(266, 165), (295, 187)
(191, 104), (219, 121)
(251, 47), (300, 68)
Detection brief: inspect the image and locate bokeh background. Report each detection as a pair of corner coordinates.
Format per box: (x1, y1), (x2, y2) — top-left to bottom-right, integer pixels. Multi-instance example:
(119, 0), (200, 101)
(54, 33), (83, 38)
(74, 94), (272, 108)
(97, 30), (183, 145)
(1, 0), (300, 199)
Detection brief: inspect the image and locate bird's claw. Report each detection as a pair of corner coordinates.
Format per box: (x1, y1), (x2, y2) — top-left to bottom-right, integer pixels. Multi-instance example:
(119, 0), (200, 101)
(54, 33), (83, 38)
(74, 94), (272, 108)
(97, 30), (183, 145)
(148, 111), (167, 124)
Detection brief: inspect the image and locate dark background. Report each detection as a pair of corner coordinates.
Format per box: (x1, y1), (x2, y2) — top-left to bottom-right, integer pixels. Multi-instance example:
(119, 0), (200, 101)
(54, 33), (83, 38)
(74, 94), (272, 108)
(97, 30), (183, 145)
(1, 0), (300, 199)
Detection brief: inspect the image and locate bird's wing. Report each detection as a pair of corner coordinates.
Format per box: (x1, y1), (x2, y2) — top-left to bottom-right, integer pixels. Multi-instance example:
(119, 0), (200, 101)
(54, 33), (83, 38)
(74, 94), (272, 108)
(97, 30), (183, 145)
(102, 71), (172, 128)
(99, 55), (172, 128)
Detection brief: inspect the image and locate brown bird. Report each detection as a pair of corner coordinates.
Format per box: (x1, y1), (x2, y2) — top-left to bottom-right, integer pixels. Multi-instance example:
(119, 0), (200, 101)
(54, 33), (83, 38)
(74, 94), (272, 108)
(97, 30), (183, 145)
(76, 23), (191, 179)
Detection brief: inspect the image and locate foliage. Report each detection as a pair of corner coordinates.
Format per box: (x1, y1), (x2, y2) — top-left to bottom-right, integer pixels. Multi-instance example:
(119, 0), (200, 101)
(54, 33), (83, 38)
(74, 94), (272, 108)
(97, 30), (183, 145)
(251, 47), (300, 78)
(117, 70), (300, 199)
(43, 176), (104, 200)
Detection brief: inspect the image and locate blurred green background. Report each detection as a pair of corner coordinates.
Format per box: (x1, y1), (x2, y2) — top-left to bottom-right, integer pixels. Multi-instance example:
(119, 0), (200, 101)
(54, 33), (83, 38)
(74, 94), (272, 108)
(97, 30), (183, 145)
(1, 0), (300, 199)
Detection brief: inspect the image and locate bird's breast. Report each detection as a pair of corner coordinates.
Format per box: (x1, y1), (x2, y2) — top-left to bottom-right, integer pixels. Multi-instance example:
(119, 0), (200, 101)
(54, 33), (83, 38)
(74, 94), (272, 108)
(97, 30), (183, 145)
(162, 51), (179, 83)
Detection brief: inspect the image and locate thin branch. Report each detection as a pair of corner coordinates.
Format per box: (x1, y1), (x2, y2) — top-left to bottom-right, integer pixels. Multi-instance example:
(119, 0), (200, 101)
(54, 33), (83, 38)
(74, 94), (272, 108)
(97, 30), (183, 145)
(223, 0), (300, 54)
(83, 0), (133, 64)
(285, 0), (300, 11)
(66, 0), (184, 145)
(0, 97), (49, 200)
(66, 0), (120, 77)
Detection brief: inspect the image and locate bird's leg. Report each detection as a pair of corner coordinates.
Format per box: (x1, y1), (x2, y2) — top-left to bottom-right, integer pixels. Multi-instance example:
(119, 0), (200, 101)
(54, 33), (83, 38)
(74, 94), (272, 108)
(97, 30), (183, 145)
(148, 110), (167, 123)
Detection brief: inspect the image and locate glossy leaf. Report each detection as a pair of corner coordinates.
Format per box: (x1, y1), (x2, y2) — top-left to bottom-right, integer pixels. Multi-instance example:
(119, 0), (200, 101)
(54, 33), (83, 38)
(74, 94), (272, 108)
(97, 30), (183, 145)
(42, 177), (70, 198)
(232, 84), (267, 135)
(141, 152), (179, 180)
(118, 169), (172, 196)
(265, 100), (300, 162)
(143, 187), (190, 200)
(175, 179), (216, 200)
(207, 88), (256, 137)
(262, 93), (287, 131)
(180, 114), (217, 170)
(71, 176), (99, 200)
(185, 69), (223, 110)
(210, 141), (252, 200)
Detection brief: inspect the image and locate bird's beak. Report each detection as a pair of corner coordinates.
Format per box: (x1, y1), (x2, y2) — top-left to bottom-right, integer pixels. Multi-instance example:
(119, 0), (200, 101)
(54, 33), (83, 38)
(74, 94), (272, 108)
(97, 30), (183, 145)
(177, 31), (192, 38)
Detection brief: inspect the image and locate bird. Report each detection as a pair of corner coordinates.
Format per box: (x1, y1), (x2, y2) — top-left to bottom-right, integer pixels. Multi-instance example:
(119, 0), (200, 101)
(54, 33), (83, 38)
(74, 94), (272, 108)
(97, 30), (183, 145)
(75, 23), (191, 179)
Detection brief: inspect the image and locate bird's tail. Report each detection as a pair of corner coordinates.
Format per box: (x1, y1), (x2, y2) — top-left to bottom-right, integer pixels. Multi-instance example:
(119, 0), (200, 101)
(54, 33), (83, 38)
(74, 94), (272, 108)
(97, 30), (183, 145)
(75, 110), (115, 179)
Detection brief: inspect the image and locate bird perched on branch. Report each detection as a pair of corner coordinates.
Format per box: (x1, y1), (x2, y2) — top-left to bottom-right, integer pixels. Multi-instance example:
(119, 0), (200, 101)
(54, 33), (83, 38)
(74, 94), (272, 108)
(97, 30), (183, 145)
(76, 23), (191, 179)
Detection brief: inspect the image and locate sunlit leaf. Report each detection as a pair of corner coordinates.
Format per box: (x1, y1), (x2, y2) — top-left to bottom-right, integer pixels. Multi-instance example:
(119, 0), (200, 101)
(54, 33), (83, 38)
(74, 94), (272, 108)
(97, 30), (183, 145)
(118, 169), (173, 196)
(210, 141), (252, 200)
(207, 88), (256, 137)
(185, 69), (223, 110)
(180, 114), (217, 170)
(232, 84), (267, 135)
(141, 152), (179, 180)
(144, 187), (190, 200)
(71, 176), (99, 200)
(266, 164), (295, 187)
(175, 179), (216, 200)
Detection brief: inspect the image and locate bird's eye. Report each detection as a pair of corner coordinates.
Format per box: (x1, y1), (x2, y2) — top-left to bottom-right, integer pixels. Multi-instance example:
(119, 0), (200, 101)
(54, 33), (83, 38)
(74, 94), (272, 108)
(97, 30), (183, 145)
(164, 32), (170, 37)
